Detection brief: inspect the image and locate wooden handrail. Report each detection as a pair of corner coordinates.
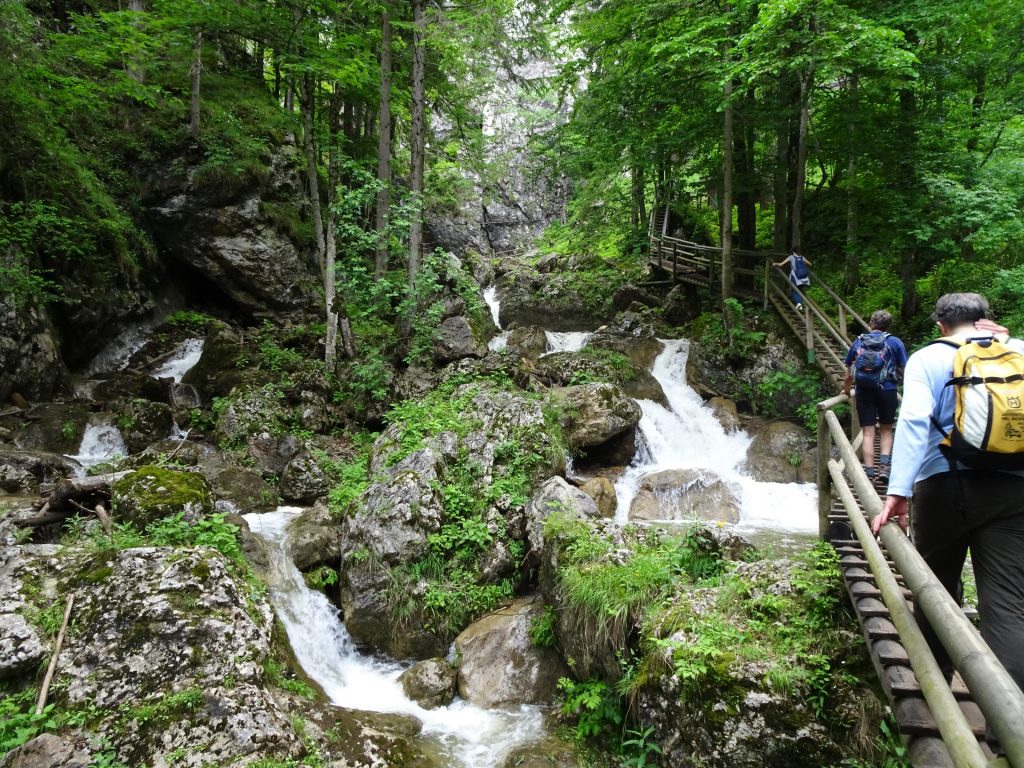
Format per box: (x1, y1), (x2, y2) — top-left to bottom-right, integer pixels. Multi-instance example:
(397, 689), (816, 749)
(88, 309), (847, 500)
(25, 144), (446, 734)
(819, 407), (1024, 766)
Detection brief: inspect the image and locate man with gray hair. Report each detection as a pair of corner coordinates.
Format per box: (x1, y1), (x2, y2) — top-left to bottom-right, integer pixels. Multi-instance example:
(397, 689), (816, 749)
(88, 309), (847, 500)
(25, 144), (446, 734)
(872, 293), (1024, 744)
(843, 309), (908, 482)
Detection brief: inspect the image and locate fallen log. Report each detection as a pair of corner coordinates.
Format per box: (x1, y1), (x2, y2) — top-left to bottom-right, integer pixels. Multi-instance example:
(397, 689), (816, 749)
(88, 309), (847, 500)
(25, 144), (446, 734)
(14, 470), (132, 528)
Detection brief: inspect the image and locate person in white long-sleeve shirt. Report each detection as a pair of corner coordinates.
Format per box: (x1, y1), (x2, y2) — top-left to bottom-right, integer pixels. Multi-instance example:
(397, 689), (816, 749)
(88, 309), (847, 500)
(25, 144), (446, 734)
(871, 293), (1024, 744)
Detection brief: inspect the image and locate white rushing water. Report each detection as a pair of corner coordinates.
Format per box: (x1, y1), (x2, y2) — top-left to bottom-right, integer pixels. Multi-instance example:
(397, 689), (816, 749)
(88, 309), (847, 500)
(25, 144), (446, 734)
(543, 331), (591, 355)
(67, 424), (128, 474)
(242, 508), (544, 767)
(613, 339), (818, 535)
(484, 286), (510, 351)
(152, 338), (205, 383)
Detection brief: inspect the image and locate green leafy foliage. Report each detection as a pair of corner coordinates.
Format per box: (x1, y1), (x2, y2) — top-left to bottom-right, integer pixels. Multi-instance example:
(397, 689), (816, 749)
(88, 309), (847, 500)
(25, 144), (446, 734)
(529, 605), (558, 648)
(0, 691), (56, 754)
(557, 678), (623, 742)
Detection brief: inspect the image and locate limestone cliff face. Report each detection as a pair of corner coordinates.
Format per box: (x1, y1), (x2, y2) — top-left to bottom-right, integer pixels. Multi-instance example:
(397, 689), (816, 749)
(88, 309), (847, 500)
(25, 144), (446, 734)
(145, 139), (320, 320)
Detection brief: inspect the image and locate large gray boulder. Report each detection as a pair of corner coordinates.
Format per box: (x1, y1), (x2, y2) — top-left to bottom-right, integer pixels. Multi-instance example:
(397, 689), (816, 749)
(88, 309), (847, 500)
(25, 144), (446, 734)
(628, 468), (741, 524)
(549, 383), (641, 451)
(454, 596), (569, 708)
(0, 294), (65, 404)
(398, 657), (458, 710)
(433, 316), (486, 364)
(742, 419), (816, 483)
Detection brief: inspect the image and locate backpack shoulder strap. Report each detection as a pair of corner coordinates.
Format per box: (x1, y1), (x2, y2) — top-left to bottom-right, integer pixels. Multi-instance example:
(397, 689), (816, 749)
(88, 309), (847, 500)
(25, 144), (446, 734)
(927, 338), (962, 350)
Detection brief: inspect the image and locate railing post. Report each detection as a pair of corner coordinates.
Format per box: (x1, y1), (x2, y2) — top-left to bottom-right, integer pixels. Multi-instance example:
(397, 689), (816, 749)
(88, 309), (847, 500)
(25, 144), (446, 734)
(672, 242), (677, 282)
(805, 300), (815, 364)
(763, 259), (770, 311)
(839, 305), (848, 339)
(816, 403), (832, 539)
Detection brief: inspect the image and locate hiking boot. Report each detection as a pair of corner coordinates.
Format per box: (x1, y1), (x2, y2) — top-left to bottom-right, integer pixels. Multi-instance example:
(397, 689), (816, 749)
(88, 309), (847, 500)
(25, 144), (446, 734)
(795, 303), (803, 311)
(877, 455), (891, 482)
(863, 465), (876, 480)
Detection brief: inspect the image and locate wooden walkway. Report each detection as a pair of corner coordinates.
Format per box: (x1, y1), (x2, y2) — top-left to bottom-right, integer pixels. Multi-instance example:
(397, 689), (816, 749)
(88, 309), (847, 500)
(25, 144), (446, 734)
(827, 466), (1001, 766)
(645, 217), (1023, 765)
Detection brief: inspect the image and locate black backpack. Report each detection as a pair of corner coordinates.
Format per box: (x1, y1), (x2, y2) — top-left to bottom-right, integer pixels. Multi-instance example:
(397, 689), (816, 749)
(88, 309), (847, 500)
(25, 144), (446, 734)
(852, 332), (892, 389)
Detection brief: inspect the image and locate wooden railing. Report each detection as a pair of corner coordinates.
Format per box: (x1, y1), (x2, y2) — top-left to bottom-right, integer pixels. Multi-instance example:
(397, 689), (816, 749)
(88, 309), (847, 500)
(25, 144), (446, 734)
(817, 396), (1024, 767)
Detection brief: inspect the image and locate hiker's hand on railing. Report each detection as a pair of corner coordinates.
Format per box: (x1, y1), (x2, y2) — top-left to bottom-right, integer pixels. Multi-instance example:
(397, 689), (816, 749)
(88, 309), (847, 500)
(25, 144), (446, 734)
(872, 495), (909, 535)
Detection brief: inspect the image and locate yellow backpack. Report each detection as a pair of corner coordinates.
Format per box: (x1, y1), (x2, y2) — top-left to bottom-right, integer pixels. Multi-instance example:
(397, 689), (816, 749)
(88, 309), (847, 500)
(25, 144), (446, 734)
(931, 336), (1024, 469)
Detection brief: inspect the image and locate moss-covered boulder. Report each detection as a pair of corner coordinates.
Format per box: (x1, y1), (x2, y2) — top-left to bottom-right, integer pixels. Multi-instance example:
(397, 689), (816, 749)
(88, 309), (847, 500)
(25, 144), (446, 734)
(111, 465), (214, 527)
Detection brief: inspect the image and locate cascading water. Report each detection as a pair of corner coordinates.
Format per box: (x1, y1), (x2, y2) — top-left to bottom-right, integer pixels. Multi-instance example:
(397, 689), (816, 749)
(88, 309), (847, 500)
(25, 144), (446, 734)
(484, 286), (509, 352)
(614, 339), (818, 536)
(152, 338), (205, 383)
(543, 331), (591, 355)
(242, 508), (544, 767)
(67, 424), (128, 474)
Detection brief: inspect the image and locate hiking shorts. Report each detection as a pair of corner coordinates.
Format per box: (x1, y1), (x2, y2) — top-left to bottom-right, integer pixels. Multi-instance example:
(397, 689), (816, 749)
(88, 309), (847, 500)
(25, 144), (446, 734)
(854, 386), (898, 426)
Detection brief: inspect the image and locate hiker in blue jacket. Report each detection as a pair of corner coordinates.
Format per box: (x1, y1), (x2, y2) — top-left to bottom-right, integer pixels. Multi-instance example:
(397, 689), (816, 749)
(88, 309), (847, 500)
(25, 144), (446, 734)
(871, 294), (1024, 754)
(842, 310), (908, 482)
(773, 250), (812, 310)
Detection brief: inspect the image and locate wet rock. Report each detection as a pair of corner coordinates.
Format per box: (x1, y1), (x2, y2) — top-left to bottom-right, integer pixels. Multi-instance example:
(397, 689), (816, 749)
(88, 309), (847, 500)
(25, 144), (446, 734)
(500, 732), (578, 768)
(505, 325), (549, 361)
(708, 396), (742, 432)
(107, 399), (174, 454)
(180, 326), (246, 402)
(455, 596), (569, 708)
(629, 468), (741, 524)
(0, 294), (66, 404)
(14, 403), (91, 456)
(0, 448), (78, 494)
(742, 419), (815, 483)
(286, 501), (340, 571)
(549, 382), (640, 450)
(578, 476), (616, 518)
(398, 657), (458, 709)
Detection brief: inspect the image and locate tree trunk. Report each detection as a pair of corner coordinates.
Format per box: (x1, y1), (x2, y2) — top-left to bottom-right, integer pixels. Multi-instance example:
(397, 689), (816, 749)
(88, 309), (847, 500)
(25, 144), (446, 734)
(790, 66), (813, 253)
(189, 30), (202, 139)
(301, 76), (326, 260)
(721, 69), (734, 303)
(630, 163), (646, 230)
(374, 7), (393, 279)
(127, 0), (146, 83)
(773, 77), (792, 253)
(409, 0), (426, 285)
(735, 88), (756, 251)
(844, 76), (859, 293)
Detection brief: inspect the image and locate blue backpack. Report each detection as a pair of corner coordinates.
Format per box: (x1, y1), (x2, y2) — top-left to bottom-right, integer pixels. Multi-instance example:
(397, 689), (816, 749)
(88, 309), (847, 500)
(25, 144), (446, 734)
(791, 255), (810, 283)
(852, 332), (892, 389)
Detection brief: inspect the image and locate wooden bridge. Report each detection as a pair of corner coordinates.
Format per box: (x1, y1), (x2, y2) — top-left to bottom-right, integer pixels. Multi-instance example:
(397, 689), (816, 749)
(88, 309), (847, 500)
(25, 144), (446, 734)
(647, 224), (1024, 767)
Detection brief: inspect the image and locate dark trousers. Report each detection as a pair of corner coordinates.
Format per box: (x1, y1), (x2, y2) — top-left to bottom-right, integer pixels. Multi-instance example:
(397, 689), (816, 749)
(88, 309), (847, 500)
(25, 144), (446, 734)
(912, 471), (1024, 703)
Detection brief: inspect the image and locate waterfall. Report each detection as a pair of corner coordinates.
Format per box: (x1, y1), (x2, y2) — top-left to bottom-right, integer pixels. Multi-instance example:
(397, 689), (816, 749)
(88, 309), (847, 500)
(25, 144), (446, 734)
(152, 338), (205, 383)
(242, 508), (544, 767)
(67, 424), (128, 474)
(484, 287), (509, 352)
(543, 331), (591, 355)
(613, 339), (818, 535)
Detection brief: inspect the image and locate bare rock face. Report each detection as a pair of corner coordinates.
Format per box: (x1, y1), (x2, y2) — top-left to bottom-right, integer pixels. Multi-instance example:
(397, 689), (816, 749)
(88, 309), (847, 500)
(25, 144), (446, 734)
(454, 596), (569, 708)
(285, 501), (341, 571)
(1, 545), (300, 768)
(398, 657), (458, 709)
(147, 145), (319, 318)
(629, 468), (741, 524)
(433, 316), (486, 364)
(0, 294), (65, 404)
(0, 733), (91, 768)
(505, 325), (549, 362)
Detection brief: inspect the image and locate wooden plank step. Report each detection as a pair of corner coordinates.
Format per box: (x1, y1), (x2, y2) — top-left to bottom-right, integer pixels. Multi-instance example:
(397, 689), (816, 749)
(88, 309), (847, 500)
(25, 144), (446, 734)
(886, 666), (972, 700)
(907, 736), (955, 768)
(864, 616), (899, 639)
(855, 597), (891, 617)
(895, 697), (986, 737)
(848, 581), (914, 601)
(873, 638), (910, 665)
